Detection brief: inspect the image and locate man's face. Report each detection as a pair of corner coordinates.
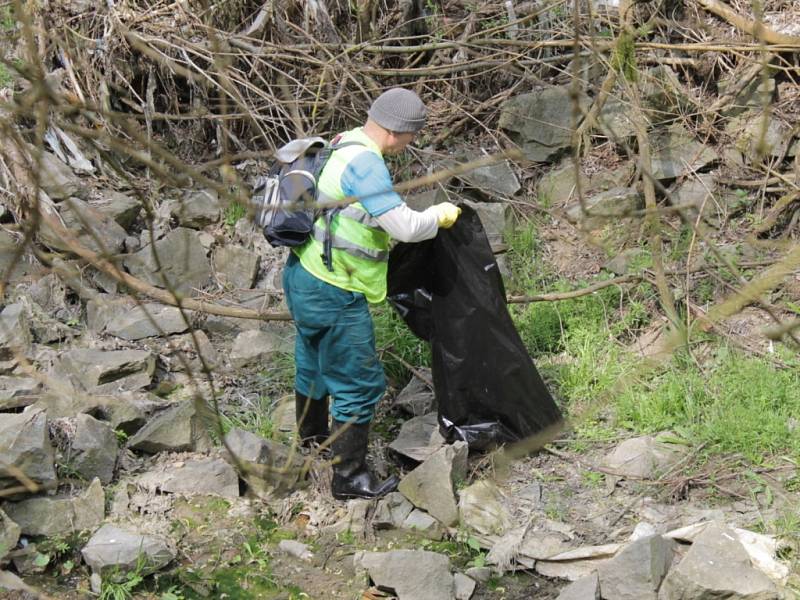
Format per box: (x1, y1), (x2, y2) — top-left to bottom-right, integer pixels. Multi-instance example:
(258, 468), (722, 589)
(384, 131), (416, 155)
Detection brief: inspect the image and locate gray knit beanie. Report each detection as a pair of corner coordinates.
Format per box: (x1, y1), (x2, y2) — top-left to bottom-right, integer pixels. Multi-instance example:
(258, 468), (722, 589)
(367, 88), (428, 133)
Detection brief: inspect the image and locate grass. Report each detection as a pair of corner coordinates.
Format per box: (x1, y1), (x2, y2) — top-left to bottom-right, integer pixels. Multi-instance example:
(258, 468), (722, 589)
(223, 200), (247, 229)
(372, 302), (431, 385)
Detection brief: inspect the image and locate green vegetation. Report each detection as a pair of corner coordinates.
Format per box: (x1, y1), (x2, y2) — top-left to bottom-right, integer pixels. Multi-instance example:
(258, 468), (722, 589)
(417, 530), (487, 569)
(223, 200), (247, 228)
(372, 302), (431, 384)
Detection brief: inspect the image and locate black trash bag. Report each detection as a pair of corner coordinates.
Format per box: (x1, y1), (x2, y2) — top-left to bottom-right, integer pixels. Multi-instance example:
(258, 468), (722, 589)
(387, 205), (563, 451)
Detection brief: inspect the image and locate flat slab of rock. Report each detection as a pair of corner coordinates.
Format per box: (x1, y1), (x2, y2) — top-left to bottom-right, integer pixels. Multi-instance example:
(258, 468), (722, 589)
(355, 549), (454, 600)
(0, 408), (57, 494)
(1, 508), (20, 562)
(54, 348), (155, 394)
(222, 427), (305, 491)
(229, 328), (291, 368)
(398, 441), (468, 527)
(459, 480), (512, 537)
(2, 478), (104, 537)
(104, 303), (189, 340)
(603, 433), (686, 482)
(389, 412), (445, 462)
(127, 400), (212, 454)
(71, 414), (118, 484)
(0, 376), (40, 411)
(136, 457), (239, 498)
(394, 370), (435, 416)
(81, 523), (175, 576)
(213, 245), (260, 290)
(0, 304), (32, 362)
(659, 523), (779, 600)
(598, 534), (674, 600)
(556, 572), (600, 600)
(373, 492), (414, 530)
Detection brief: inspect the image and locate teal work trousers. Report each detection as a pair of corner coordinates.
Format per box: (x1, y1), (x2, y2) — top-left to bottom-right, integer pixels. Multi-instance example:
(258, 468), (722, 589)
(282, 254), (385, 424)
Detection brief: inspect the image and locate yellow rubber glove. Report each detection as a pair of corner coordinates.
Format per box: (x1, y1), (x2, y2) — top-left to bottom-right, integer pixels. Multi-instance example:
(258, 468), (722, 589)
(434, 202), (461, 229)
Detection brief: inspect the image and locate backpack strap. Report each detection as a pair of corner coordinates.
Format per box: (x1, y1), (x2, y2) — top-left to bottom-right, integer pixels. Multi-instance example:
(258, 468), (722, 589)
(320, 140), (367, 272)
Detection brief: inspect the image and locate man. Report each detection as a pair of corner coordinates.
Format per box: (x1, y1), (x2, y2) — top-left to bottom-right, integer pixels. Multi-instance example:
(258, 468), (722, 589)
(283, 87), (460, 500)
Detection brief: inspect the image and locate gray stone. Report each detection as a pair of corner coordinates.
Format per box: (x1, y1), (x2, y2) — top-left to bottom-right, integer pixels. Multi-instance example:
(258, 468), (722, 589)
(459, 480), (512, 536)
(597, 98), (638, 140)
(398, 441), (468, 527)
(458, 157), (520, 198)
(55, 348), (155, 394)
(730, 112), (793, 163)
(355, 549), (455, 600)
(401, 509), (444, 540)
(597, 535), (674, 600)
(389, 412), (445, 462)
(127, 400), (212, 454)
(0, 569), (35, 593)
(37, 150), (80, 200)
(0, 376), (40, 411)
(454, 572), (476, 600)
(603, 433), (686, 481)
(104, 303), (189, 340)
(92, 190), (142, 230)
(659, 523), (779, 600)
(25, 298), (74, 344)
(1, 508), (20, 561)
(499, 87), (590, 162)
(71, 414), (118, 484)
(160, 330), (219, 373)
(465, 566), (492, 583)
(278, 539), (313, 561)
(566, 187), (642, 230)
(136, 457), (239, 498)
(603, 248), (649, 276)
(171, 189), (221, 228)
(404, 188), (449, 213)
(124, 227), (212, 296)
(0, 230), (39, 284)
(81, 523), (175, 576)
(230, 328), (291, 368)
(462, 199), (512, 248)
(0, 408), (57, 495)
(2, 478), (104, 536)
(719, 77), (775, 118)
(537, 161), (588, 205)
(650, 125), (719, 180)
(638, 66), (692, 121)
(373, 492), (414, 530)
(222, 427), (305, 491)
(395, 370), (435, 416)
(0, 304), (32, 362)
(556, 572), (600, 600)
(213, 245), (260, 290)
(41, 197), (127, 256)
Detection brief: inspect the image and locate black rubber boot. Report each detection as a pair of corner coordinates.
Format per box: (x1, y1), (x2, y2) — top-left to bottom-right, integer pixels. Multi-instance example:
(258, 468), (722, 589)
(330, 419), (399, 500)
(295, 391), (330, 447)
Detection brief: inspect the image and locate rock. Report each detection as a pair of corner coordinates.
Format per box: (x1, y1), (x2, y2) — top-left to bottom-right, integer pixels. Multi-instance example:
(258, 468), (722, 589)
(222, 427), (305, 491)
(136, 457), (239, 498)
(36, 150), (80, 200)
(49, 197), (128, 255)
(54, 348), (155, 394)
(659, 523), (779, 600)
(1, 508), (20, 561)
(160, 330), (219, 373)
(355, 549), (455, 600)
(404, 188), (449, 213)
(394, 370), (435, 416)
(603, 248), (649, 275)
(278, 539), (313, 561)
(81, 523), (175, 576)
(213, 245), (261, 289)
(104, 303), (190, 340)
(0, 569), (35, 593)
(556, 572), (600, 600)
(537, 161), (588, 205)
(730, 112), (793, 163)
(465, 566), (493, 583)
(71, 414), (118, 484)
(124, 227), (212, 295)
(92, 190), (142, 230)
(127, 400), (212, 454)
(603, 433), (686, 481)
(454, 572), (477, 600)
(398, 441), (468, 527)
(650, 125), (719, 181)
(0, 376), (40, 411)
(0, 230), (39, 284)
(171, 189), (221, 228)
(719, 76), (775, 117)
(204, 290), (285, 334)
(389, 412), (445, 462)
(24, 297), (75, 344)
(566, 187), (642, 230)
(0, 304), (32, 362)
(373, 492), (414, 530)
(499, 87), (590, 162)
(597, 534), (674, 600)
(0, 408), (57, 496)
(323, 499), (371, 536)
(638, 66), (692, 120)
(2, 478), (104, 536)
(670, 174), (716, 219)
(459, 480), (512, 536)
(457, 156), (520, 198)
(461, 199), (512, 248)
(597, 97), (638, 140)
(401, 509), (444, 540)
(230, 329), (291, 368)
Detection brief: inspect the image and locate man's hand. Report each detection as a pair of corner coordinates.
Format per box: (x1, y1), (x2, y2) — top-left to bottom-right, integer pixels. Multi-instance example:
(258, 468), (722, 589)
(434, 202), (461, 229)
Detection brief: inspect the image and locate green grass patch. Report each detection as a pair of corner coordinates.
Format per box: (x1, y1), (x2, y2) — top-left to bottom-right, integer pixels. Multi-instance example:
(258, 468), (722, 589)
(372, 302), (431, 385)
(223, 200), (247, 228)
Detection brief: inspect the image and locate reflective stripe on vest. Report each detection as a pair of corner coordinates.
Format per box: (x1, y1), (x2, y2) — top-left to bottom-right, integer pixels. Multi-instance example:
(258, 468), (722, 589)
(311, 223), (389, 262)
